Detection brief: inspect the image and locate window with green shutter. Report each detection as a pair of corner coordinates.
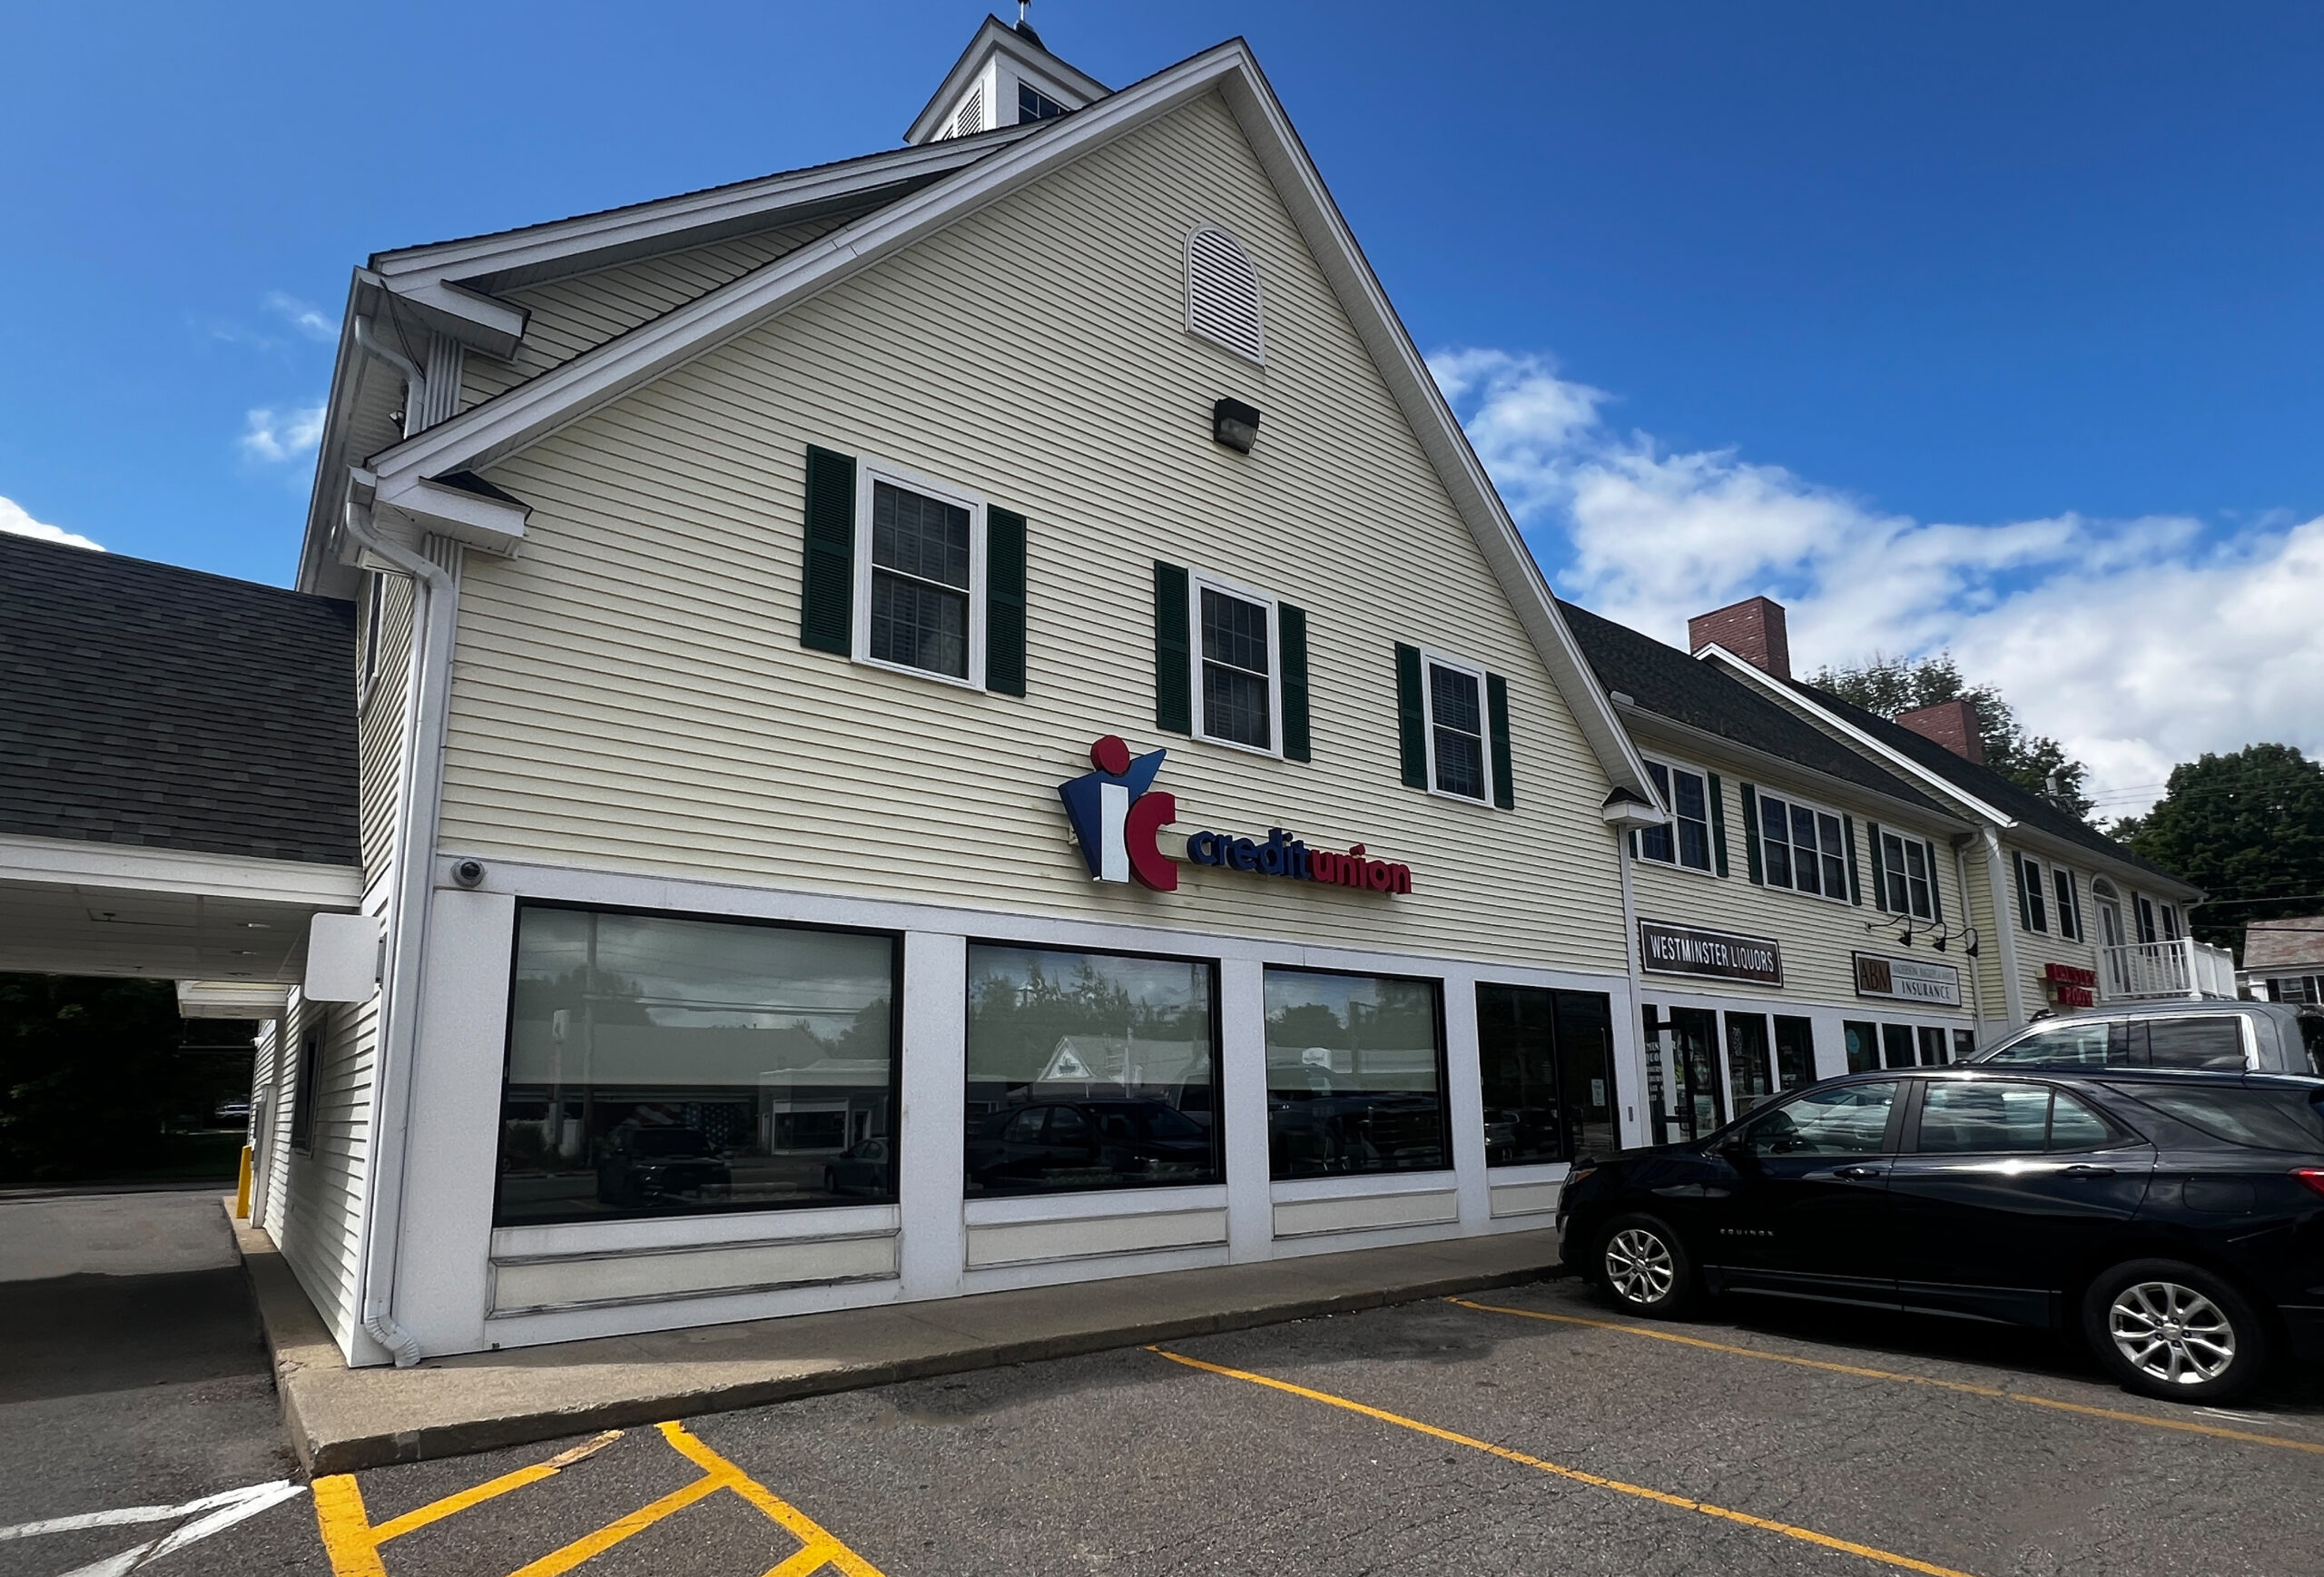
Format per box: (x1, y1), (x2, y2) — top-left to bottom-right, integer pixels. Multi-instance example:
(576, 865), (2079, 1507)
(1393, 644), (1427, 788)
(800, 446), (855, 655)
(1740, 783), (1765, 884)
(1396, 646), (1514, 807)
(1154, 562), (1191, 734)
(1279, 604), (1311, 762)
(985, 508), (1027, 697)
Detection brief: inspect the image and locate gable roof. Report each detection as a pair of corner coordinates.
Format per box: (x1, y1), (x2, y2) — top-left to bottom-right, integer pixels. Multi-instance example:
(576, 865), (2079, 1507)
(1559, 601), (1948, 818)
(0, 533), (359, 868)
(2241, 917), (2324, 973)
(328, 37), (1657, 802)
(1758, 669), (2195, 892)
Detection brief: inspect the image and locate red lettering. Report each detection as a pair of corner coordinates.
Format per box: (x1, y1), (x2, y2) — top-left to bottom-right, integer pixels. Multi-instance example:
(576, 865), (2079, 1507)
(1388, 862), (1413, 894)
(1125, 792), (1178, 892)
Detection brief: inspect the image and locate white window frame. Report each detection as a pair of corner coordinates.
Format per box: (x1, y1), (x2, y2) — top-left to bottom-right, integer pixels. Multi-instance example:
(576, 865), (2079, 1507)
(2161, 903), (2181, 941)
(1415, 646), (1495, 806)
(2052, 865), (2083, 941)
(1877, 828), (1940, 921)
(2018, 854), (2050, 934)
(1756, 787), (1850, 904)
(1636, 754), (1716, 874)
(1187, 567), (1284, 758)
(851, 456), (989, 693)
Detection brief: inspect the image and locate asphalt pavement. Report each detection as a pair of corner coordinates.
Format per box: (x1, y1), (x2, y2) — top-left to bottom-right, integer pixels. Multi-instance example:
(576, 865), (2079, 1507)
(0, 1186), (297, 1577)
(168, 1273), (2324, 1577)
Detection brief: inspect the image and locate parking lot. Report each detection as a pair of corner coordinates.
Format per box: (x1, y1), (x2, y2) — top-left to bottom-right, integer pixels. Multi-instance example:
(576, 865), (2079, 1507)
(25, 1272), (2314, 1577)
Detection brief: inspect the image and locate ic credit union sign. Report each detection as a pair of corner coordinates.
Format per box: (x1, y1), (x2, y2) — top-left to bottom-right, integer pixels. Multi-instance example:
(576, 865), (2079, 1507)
(1639, 920), (1784, 985)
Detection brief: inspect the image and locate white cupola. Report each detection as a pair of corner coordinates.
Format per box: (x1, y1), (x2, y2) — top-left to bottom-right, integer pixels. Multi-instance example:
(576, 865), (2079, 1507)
(904, 10), (1110, 145)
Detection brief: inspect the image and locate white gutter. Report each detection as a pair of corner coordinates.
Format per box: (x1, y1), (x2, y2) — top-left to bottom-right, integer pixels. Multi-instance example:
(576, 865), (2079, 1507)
(1981, 826), (2027, 1027)
(1613, 828), (1647, 1146)
(339, 497), (457, 1368)
(352, 316), (427, 438)
(1953, 838), (1987, 1030)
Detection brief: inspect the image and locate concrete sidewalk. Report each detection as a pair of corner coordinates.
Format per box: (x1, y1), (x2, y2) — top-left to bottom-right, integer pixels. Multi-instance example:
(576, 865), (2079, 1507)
(228, 1204), (1561, 1474)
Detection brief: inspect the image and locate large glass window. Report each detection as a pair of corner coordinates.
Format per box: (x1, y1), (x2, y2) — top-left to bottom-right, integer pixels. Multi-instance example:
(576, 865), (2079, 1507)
(963, 945), (1219, 1196)
(1477, 986), (1615, 1167)
(1726, 1012), (1776, 1116)
(496, 906), (898, 1226)
(1199, 585), (1273, 749)
(868, 479), (972, 679)
(1266, 969), (1445, 1178)
(1773, 1016), (1816, 1089)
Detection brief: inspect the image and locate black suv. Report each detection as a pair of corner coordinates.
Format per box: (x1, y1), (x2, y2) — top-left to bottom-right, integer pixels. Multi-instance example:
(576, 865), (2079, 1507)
(1557, 1067), (2324, 1402)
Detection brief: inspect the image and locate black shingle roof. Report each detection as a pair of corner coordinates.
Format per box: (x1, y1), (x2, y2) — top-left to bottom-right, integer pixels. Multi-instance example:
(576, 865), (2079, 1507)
(1557, 600), (1948, 817)
(1779, 677), (2188, 889)
(0, 532), (359, 867)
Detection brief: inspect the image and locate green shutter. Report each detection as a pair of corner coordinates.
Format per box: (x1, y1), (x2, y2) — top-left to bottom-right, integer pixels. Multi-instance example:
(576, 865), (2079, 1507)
(1925, 840), (1944, 922)
(1278, 605), (1311, 762)
(1844, 814), (1863, 905)
(1486, 674), (1514, 810)
(984, 508), (1027, 696)
(1394, 643), (1427, 789)
(1708, 772), (1729, 876)
(2014, 855), (2034, 931)
(1740, 783), (1764, 884)
(800, 445), (855, 655)
(1866, 822), (1887, 912)
(1154, 562), (1191, 734)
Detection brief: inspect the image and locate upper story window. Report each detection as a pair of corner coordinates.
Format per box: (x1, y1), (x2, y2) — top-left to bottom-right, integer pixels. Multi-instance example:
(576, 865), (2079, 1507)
(2016, 854), (2050, 933)
(1878, 830), (1936, 920)
(1187, 225), (1264, 363)
(1640, 760), (1712, 871)
(2162, 902), (2182, 941)
(1198, 580), (1275, 750)
(1425, 653), (1489, 800)
(1019, 82), (1068, 122)
(2135, 893), (2158, 943)
(862, 470), (984, 685)
(1757, 790), (1845, 900)
(2052, 867), (2083, 941)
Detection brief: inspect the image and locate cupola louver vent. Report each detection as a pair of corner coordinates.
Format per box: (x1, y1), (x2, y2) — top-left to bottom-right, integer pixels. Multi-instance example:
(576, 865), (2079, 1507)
(1186, 226), (1264, 363)
(952, 84), (984, 138)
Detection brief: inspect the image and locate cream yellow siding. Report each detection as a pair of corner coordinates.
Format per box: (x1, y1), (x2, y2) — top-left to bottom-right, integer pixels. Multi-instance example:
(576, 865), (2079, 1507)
(2001, 843), (2117, 1015)
(259, 991), (377, 1351)
(1626, 747), (1972, 1013)
(358, 571), (412, 884)
(431, 92), (1628, 972)
(458, 217), (859, 410)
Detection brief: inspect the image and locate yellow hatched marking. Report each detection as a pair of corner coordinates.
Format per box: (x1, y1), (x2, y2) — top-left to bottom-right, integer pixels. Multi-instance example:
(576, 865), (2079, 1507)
(371, 1431), (625, 1543)
(1451, 1297), (2324, 1457)
(1150, 1345), (1983, 1577)
(660, 1420), (887, 1577)
(502, 1475), (721, 1577)
(310, 1474), (389, 1577)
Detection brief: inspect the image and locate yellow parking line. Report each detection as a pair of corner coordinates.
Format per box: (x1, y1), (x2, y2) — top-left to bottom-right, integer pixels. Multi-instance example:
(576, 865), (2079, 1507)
(660, 1420), (888, 1577)
(1450, 1297), (2324, 1457)
(371, 1431), (624, 1543)
(310, 1474), (388, 1577)
(503, 1474), (722, 1577)
(1150, 1345), (1979, 1577)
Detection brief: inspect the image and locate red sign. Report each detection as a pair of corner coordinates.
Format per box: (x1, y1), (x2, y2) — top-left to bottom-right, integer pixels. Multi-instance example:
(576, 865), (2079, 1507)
(2053, 985), (2094, 1007)
(2043, 963), (2098, 989)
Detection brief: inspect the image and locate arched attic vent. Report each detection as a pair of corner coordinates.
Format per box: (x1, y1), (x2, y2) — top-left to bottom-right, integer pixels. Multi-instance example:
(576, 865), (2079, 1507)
(1186, 225), (1264, 363)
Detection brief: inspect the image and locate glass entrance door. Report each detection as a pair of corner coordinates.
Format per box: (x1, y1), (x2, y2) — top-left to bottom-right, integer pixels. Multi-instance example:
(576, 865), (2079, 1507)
(1646, 1005), (1724, 1141)
(1725, 1012), (1776, 1117)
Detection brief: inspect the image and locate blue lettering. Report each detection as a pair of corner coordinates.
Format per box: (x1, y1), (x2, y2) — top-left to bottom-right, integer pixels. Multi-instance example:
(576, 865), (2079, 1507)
(1229, 837), (1258, 872)
(1187, 830), (1218, 864)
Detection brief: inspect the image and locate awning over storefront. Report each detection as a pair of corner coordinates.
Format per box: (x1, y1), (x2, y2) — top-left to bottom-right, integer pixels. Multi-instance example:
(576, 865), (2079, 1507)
(0, 530), (363, 989)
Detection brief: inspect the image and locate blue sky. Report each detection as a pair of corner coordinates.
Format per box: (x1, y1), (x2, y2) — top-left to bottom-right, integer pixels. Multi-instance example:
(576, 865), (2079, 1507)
(5, 3), (2320, 811)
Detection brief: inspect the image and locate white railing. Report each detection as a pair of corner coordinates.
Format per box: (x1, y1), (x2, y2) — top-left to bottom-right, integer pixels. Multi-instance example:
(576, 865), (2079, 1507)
(2098, 937), (2240, 1001)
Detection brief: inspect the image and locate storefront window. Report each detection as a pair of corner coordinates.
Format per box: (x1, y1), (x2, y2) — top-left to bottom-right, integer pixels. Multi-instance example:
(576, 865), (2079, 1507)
(1844, 1020), (1879, 1074)
(1773, 1016), (1815, 1089)
(1880, 1022), (1917, 1069)
(496, 905), (898, 1226)
(1647, 1005), (1723, 1141)
(1266, 969), (1446, 1178)
(963, 944), (1218, 1195)
(1726, 1012), (1776, 1116)
(1477, 986), (1615, 1166)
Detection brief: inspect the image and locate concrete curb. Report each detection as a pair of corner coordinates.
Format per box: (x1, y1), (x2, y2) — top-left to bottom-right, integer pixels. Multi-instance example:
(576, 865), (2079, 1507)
(223, 1200), (1562, 1474)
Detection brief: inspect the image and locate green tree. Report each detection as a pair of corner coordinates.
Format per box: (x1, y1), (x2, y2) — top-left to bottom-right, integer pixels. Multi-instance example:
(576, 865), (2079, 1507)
(1808, 651), (2093, 818)
(2117, 744), (2324, 952)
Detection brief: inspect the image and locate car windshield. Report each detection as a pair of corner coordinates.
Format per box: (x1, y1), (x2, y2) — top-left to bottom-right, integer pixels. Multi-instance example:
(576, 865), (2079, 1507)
(2105, 1085), (2324, 1152)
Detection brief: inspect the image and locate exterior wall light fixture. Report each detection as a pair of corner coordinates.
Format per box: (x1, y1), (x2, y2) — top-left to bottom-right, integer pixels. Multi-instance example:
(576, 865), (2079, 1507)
(1212, 397), (1261, 454)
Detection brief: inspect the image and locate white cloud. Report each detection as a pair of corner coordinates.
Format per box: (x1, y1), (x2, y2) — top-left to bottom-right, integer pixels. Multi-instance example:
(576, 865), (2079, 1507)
(263, 291), (338, 341)
(0, 493), (102, 551)
(1431, 348), (2324, 816)
(239, 404), (325, 464)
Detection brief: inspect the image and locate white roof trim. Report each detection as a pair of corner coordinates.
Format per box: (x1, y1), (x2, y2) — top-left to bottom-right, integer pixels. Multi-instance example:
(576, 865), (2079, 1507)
(905, 16), (1111, 145)
(360, 39), (1656, 801)
(0, 831), (363, 907)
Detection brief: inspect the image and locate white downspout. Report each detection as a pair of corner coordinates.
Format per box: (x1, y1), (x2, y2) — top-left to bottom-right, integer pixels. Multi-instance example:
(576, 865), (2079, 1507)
(1953, 838), (1986, 1030)
(340, 497), (456, 1368)
(1981, 826), (2027, 1028)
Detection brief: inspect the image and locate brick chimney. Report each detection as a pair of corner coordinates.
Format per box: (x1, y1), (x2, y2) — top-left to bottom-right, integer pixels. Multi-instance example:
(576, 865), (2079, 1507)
(1894, 697), (1985, 764)
(1688, 596), (1791, 679)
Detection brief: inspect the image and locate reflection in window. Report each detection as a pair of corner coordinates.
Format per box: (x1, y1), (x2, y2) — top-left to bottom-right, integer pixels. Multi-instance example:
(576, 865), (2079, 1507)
(1639, 762), (1712, 872)
(869, 480), (971, 678)
(1266, 969), (1445, 1178)
(963, 945), (1218, 1196)
(1843, 1020), (1879, 1074)
(497, 906), (896, 1225)
(1984, 1020), (2110, 1068)
(1428, 661), (1486, 799)
(1199, 586), (1272, 749)
(1726, 1012), (1777, 1115)
(1744, 1081), (1896, 1157)
(1917, 1080), (2052, 1153)
(1477, 986), (1614, 1167)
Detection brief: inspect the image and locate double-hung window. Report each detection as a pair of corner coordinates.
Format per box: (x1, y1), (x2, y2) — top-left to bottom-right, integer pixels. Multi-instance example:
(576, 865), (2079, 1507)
(1197, 579), (1275, 751)
(1758, 791), (1846, 898)
(1880, 831), (1935, 919)
(2162, 903), (2181, 941)
(2017, 855), (2050, 933)
(1423, 651), (1490, 801)
(1639, 761), (1713, 871)
(860, 468), (984, 685)
(2053, 867), (2083, 941)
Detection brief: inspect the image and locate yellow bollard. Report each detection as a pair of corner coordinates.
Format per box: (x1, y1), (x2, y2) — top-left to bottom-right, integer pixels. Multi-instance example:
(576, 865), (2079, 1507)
(236, 1145), (252, 1219)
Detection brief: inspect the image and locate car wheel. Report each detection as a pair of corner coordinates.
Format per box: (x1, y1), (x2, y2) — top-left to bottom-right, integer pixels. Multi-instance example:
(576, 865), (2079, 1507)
(1598, 1213), (1697, 1318)
(2082, 1258), (2270, 1403)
